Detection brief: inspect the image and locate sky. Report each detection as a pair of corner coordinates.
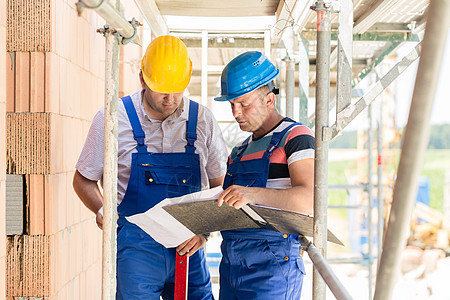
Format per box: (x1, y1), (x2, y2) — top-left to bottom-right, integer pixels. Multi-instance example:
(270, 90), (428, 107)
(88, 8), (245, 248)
(396, 29), (450, 127)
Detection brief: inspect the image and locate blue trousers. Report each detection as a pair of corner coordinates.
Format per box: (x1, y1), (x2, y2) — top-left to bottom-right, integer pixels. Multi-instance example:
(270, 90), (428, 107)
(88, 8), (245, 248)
(219, 229), (305, 300)
(116, 221), (213, 300)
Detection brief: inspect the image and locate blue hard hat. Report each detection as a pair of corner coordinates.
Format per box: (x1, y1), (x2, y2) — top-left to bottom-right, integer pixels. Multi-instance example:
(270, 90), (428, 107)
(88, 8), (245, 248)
(214, 51), (279, 102)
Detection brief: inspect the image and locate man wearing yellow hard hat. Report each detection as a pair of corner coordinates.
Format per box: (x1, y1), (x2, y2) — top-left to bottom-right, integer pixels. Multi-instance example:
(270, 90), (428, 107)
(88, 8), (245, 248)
(74, 35), (228, 299)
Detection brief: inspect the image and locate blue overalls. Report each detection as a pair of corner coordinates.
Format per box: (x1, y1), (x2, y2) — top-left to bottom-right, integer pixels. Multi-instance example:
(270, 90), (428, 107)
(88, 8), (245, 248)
(116, 96), (213, 300)
(219, 123), (306, 300)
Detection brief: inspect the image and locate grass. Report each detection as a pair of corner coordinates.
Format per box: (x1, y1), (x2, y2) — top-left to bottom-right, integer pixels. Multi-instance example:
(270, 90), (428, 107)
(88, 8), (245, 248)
(327, 149), (450, 212)
(422, 149), (450, 211)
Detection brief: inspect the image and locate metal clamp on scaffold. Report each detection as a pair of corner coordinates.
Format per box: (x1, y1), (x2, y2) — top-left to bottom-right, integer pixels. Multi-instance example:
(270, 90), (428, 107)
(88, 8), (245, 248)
(97, 18), (142, 45)
(310, 0), (340, 13)
(97, 24), (115, 37)
(75, 0), (105, 16)
(119, 18), (142, 45)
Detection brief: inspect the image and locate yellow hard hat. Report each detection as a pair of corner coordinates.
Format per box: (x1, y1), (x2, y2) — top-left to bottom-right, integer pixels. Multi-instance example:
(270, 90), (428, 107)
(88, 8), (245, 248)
(141, 35), (192, 93)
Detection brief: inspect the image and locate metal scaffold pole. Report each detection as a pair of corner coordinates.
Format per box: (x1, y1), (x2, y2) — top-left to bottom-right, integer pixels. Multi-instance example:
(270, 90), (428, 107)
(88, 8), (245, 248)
(102, 29), (119, 299)
(367, 104), (373, 300)
(285, 59), (295, 119)
(298, 37), (309, 124)
(377, 99), (384, 266)
(284, 27), (296, 119)
(201, 30), (208, 107)
(78, 0), (140, 45)
(374, 0), (450, 299)
(312, 1), (332, 299)
(78, 2), (141, 297)
(300, 237), (353, 300)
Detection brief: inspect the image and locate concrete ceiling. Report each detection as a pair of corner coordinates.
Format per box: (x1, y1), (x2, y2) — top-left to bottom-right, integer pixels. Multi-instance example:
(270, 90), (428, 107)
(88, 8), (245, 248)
(155, 0), (279, 17)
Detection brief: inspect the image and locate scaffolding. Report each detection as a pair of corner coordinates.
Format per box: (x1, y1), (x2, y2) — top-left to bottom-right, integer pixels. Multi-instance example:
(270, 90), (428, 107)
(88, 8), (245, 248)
(77, 0), (450, 298)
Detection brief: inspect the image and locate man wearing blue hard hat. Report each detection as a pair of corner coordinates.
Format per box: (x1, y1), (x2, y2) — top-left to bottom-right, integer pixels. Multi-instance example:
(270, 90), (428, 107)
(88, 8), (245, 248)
(214, 51), (315, 299)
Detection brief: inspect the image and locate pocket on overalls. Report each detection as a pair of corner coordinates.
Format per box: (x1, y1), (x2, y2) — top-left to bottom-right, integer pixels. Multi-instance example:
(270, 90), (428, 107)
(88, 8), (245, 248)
(144, 170), (196, 197)
(230, 172), (258, 187)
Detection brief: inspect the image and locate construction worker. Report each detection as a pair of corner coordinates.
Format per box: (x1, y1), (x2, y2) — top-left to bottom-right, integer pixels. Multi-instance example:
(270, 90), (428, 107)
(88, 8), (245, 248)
(214, 51), (314, 299)
(73, 35), (228, 299)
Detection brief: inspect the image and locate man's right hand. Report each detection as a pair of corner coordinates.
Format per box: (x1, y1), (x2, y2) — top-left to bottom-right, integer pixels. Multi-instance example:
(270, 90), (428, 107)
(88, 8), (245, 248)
(96, 211), (103, 230)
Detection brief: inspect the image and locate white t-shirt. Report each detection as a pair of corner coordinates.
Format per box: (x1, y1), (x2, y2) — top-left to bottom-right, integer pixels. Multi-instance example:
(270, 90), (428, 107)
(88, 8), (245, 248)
(76, 89), (228, 204)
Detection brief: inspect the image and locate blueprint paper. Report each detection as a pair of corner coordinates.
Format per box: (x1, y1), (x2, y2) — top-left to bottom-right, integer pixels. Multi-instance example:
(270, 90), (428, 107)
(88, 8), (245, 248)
(126, 186), (224, 248)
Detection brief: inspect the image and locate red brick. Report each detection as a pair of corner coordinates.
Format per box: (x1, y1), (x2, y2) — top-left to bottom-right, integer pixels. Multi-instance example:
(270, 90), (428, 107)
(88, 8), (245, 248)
(76, 14), (83, 68)
(50, 109), (63, 175)
(0, 181), (5, 255)
(44, 175), (56, 235)
(44, 174), (67, 235)
(29, 174), (45, 235)
(45, 52), (60, 113)
(0, 258), (5, 300)
(30, 52), (45, 112)
(69, 171), (81, 225)
(0, 104), (5, 182)
(54, 0), (63, 56)
(75, 224), (83, 275)
(57, 174), (68, 232)
(82, 20), (89, 71)
(79, 271), (86, 300)
(48, 234), (57, 294)
(15, 52), (30, 112)
(58, 59), (69, 116)
(73, 65), (81, 118)
(68, 229), (76, 284)
(5, 54), (15, 112)
(66, 173), (74, 227)
(56, 230), (69, 290)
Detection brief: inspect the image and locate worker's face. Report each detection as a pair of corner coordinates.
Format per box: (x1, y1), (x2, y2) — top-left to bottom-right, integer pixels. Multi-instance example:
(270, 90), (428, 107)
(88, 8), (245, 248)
(230, 89), (270, 136)
(140, 72), (184, 120)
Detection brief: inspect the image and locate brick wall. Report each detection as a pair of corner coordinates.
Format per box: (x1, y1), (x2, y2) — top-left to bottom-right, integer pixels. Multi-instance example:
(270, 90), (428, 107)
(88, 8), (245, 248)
(1, 0), (7, 297)
(3, 0), (144, 298)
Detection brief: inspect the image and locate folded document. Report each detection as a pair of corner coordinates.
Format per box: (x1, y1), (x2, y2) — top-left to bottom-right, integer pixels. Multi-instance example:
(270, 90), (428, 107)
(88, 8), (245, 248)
(126, 186), (342, 248)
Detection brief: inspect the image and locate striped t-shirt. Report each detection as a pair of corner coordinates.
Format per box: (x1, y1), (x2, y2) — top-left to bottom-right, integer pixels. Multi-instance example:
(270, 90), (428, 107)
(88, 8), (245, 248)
(229, 118), (315, 189)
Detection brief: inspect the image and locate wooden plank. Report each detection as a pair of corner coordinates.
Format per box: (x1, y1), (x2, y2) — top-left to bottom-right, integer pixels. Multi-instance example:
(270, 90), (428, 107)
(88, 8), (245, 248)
(30, 52), (45, 112)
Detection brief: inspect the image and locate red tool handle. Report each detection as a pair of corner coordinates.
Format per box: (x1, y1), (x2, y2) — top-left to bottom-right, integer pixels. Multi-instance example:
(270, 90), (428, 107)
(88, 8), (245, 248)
(174, 253), (189, 300)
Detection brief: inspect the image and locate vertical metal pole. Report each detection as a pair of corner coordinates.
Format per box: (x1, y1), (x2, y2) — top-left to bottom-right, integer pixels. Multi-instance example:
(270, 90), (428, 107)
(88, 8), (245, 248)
(336, 0), (353, 114)
(264, 29), (271, 59)
(201, 30), (208, 107)
(102, 32), (119, 299)
(312, 1), (331, 299)
(377, 100), (384, 265)
(374, 0), (450, 299)
(284, 27), (295, 119)
(276, 61), (284, 112)
(286, 59), (295, 119)
(367, 105), (373, 300)
(298, 37), (309, 124)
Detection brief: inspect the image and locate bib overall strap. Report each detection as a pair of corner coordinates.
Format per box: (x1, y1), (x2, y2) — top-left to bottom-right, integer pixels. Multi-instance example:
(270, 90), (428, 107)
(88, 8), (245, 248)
(262, 122), (300, 159)
(233, 136), (252, 163)
(122, 96), (148, 153)
(185, 100), (199, 154)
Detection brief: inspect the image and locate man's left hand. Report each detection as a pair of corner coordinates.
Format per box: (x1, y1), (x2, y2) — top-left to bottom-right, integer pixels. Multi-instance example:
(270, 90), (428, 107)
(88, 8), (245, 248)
(218, 185), (258, 209)
(176, 235), (206, 257)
